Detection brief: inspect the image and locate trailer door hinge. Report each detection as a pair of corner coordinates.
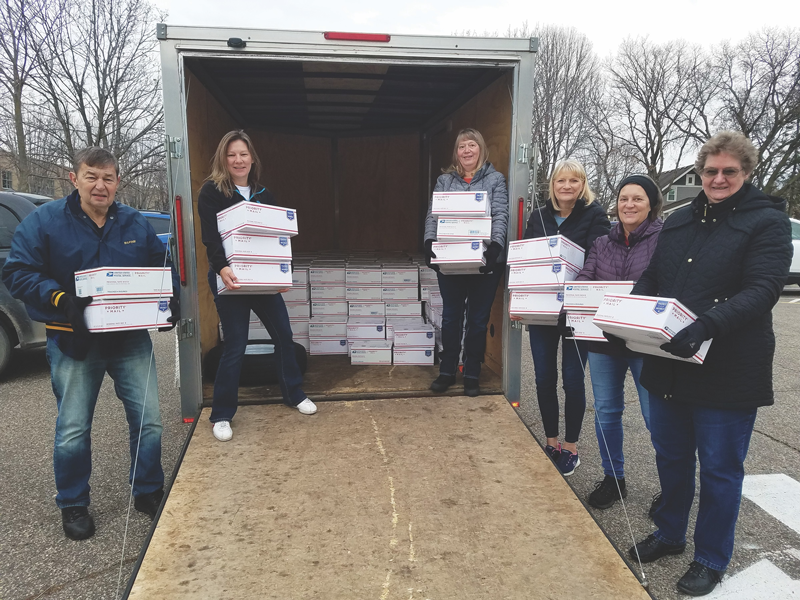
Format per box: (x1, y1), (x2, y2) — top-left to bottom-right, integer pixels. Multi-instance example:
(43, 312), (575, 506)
(178, 318), (194, 340)
(517, 143), (530, 165)
(169, 136), (183, 159)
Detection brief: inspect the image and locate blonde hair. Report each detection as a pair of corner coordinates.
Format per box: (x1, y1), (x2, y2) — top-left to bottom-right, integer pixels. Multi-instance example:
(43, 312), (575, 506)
(443, 128), (489, 177)
(206, 130), (263, 198)
(548, 159), (595, 208)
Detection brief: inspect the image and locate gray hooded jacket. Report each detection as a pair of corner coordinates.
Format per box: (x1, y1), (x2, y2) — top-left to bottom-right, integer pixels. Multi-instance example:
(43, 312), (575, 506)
(424, 162), (509, 262)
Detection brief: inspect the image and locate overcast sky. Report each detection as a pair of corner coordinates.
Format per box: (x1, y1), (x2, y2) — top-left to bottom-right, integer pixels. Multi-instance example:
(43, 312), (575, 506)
(152, 0), (799, 57)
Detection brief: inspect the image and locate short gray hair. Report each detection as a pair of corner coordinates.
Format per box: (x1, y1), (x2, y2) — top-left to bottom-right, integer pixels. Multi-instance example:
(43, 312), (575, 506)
(695, 131), (758, 175)
(73, 147), (119, 176)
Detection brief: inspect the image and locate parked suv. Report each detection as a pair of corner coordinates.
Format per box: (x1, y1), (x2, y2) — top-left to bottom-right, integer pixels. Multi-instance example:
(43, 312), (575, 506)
(139, 210), (172, 249)
(0, 192), (46, 377)
(789, 218), (800, 286)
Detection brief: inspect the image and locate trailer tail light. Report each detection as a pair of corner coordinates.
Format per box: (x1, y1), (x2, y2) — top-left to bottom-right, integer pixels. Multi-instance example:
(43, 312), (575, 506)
(517, 198), (524, 239)
(183, 417), (195, 423)
(324, 31), (391, 42)
(511, 402), (520, 408)
(174, 195), (187, 286)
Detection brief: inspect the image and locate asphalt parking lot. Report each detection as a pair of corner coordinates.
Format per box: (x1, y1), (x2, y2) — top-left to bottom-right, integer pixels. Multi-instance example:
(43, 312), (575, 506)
(1, 288), (799, 599)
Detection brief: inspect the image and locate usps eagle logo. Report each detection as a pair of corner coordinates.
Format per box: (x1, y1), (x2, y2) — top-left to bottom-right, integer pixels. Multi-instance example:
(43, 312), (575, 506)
(427, 331), (433, 339)
(425, 350), (432, 357)
(552, 264), (562, 274)
(279, 237), (288, 246)
(471, 241), (480, 250)
(339, 339), (347, 346)
(280, 264), (290, 273)
(106, 272), (114, 277)
(475, 192), (485, 202)
(286, 210), (295, 221)
(653, 300), (668, 314)
(158, 300), (169, 312)
(557, 292), (564, 302)
(377, 325), (384, 332)
(549, 237), (558, 247)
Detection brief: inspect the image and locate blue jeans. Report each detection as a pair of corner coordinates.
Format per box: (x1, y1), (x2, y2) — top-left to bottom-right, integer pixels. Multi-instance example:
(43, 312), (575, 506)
(209, 270), (305, 422)
(48, 331), (163, 508)
(588, 352), (650, 479)
(649, 395), (757, 571)
(528, 325), (588, 444)
(436, 270), (501, 380)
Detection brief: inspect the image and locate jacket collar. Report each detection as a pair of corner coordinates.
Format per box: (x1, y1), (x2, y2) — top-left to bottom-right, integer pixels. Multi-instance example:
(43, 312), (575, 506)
(456, 162), (492, 184)
(609, 217), (663, 245)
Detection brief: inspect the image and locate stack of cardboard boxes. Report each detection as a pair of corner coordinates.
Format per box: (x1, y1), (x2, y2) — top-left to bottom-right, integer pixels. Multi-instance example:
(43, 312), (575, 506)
(429, 191), (491, 274)
(562, 281), (634, 342)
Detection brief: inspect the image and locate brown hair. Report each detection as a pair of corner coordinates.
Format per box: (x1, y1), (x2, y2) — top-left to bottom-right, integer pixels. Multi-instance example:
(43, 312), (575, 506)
(207, 130), (263, 198)
(695, 130), (758, 175)
(73, 147), (119, 176)
(548, 159), (595, 208)
(443, 128), (489, 177)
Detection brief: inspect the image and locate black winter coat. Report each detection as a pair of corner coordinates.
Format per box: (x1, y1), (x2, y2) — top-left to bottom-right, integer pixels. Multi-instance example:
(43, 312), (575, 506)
(631, 183), (792, 410)
(523, 199), (611, 256)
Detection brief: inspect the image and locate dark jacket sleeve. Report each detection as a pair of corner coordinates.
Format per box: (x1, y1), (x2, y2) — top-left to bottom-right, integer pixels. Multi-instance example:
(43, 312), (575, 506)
(523, 208), (547, 240)
(576, 240), (600, 281)
(489, 173), (509, 248)
(584, 204), (612, 253)
(631, 240), (661, 296)
(697, 212), (792, 338)
(197, 182), (230, 275)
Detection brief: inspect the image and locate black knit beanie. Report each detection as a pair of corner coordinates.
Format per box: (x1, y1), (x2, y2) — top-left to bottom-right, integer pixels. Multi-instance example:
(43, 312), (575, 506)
(617, 175), (660, 210)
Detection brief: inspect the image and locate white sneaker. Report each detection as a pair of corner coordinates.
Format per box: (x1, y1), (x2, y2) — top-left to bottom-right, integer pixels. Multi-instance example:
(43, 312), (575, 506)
(212, 420), (233, 441)
(295, 398), (317, 415)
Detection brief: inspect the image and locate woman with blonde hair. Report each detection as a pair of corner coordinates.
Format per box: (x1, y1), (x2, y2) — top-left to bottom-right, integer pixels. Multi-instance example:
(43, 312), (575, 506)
(514, 160), (610, 475)
(423, 128), (508, 397)
(198, 130), (316, 442)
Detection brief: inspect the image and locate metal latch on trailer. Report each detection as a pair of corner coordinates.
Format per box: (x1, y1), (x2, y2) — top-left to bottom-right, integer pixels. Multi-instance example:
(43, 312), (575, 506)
(178, 318), (194, 340)
(517, 143), (530, 165)
(169, 137), (183, 159)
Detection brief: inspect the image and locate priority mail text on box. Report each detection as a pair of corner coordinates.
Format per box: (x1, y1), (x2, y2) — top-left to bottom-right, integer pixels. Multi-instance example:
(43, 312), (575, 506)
(309, 337), (349, 355)
(563, 281), (635, 312)
(75, 267), (172, 299)
(84, 299), (171, 332)
(565, 312), (606, 341)
(507, 235), (585, 270)
(216, 261), (292, 295)
(431, 191), (490, 216)
(217, 200), (299, 238)
(508, 291), (563, 325)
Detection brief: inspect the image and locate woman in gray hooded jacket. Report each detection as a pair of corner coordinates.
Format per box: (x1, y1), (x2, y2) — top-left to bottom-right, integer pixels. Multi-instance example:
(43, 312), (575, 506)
(423, 128), (508, 397)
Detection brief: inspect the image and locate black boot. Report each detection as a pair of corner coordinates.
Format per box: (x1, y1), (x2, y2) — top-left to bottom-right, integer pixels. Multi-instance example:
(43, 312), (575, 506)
(61, 506), (95, 540)
(587, 475), (627, 509)
(430, 374), (456, 392)
(134, 487), (165, 520)
(676, 561), (724, 596)
(464, 378), (479, 397)
(629, 533), (685, 563)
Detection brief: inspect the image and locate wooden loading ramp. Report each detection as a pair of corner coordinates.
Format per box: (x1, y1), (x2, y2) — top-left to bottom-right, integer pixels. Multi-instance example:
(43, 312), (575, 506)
(129, 396), (650, 599)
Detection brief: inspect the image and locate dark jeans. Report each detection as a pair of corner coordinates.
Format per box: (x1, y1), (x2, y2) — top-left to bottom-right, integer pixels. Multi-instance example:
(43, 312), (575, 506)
(649, 395), (757, 571)
(436, 270), (502, 380)
(209, 270), (306, 422)
(528, 325), (588, 444)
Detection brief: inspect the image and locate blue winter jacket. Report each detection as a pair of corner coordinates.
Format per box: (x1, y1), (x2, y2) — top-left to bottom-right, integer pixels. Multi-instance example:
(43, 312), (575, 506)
(2, 190), (174, 331)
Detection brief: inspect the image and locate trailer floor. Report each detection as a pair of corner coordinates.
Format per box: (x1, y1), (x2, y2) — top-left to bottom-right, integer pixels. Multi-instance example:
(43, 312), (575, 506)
(129, 396), (649, 599)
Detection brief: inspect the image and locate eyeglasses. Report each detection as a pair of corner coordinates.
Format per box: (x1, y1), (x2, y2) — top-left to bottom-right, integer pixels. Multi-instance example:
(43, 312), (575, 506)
(699, 167), (744, 179)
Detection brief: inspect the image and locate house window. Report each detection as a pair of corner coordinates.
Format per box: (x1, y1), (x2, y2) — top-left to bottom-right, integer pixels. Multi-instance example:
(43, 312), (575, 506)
(668, 189), (676, 202)
(686, 174), (695, 186)
(1, 170), (12, 189)
(31, 176), (54, 198)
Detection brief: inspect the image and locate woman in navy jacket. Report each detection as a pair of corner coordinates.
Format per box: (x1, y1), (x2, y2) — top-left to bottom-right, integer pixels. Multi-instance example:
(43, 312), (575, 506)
(516, 159), (610, 475)
(198, 130), (316, 442)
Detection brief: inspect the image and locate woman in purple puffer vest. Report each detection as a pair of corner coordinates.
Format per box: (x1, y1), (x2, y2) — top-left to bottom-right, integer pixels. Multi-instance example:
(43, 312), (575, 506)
(574, 174), (663, 510)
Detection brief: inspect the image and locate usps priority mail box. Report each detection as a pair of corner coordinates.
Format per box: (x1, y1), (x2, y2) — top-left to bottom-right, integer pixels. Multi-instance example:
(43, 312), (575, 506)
(348, 301), (385, 317)
(75, 267), (172, 300)
(381, 286), (419, 301)
(435, 218), (492, 242)
(309, 337), (349, 355)
(216, 261), (292, 295)
(285, 301), (311, 318)
(507, 262), (579, 290)
(430, 241), (486, 274)
(431, 191), (490, 217)
(221, 233), (292, 263)
(346, 317), (386, 340)
(593, 294), (712, 363)
(310, 300), (348, 316)
(310, 285), (346, 300)
(565, 312), (607, 342)
(508, 291), (563, 325)
(393, 347), (435, 365)
(350, 340), (393, 365)
(84, 298), (171, 332)
(309, 316), (348, 338)
(563, 281), (635, 312)
(381, 268), (419, 285)
(310, 267), (346, 284)
(345, 268), (382, 285)
(393, 324), (436, 347)
(507, 236), (585, 271)
(346, 286), (383, 301)
(385, 301), (422, 318)
(217, 200), (299, 238)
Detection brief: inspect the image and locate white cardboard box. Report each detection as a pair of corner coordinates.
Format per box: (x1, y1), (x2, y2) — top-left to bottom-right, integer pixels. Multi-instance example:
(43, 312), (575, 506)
(289, 318), (310, 337)
(426, 304), (442, 329)
(393, 347), (435, 365)
(386, 317), (425, 342)
(346, 268), (382, 285)
(385, 301), (422, 318)
(84, 298), (171, 332)
(309, 316), (347, 338)
(216, 261), (293, 295)
(311, 300), (348, 316)
(282, 285), (309, 302)
(381, 286), (419, 301)
(563, 281), (635, 312)
(346, 286), (383, 301)
(381, 268), (419, 285)
(310, 268), (346, 284)
(350, 340), (393, 365)
(507, 262), (579, 290)
(217, 200), (299, 238)
(431, 191), (490, 217)
(593, 294), (712, 363)
(430, 241), (486, 268)
(508, 291), (564, 325)
(348, 301), (385, 317)
(310, 285), (346, 300)
(346, 317), (386, 340)
(309, 337), (349, 355)
(565, 312), (606, 342)
(393, 324), (436, 347)
(428, 290), (443, 308)
(436, 218), (492, 242)
(507, 235), (585, 271)
(75, 267), (172, 300)
(221, 233), (292, 263)
(292, 268), (309, 287)
(419, 267), (439, 284)
(285, 301), (311, 318)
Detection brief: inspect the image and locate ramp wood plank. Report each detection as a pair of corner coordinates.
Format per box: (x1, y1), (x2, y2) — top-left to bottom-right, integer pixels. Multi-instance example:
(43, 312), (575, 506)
(129, 397), (649, 599)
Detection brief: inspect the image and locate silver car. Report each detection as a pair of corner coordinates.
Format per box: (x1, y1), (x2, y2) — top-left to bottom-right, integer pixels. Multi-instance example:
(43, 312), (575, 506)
(790, 218), (800, 287)
(0, 192), (46, 377)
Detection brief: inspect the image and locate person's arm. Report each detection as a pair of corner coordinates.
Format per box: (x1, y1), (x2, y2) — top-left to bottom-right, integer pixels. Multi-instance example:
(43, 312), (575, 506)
(197, 183), (229, 275)
(489, 173), (509, 248)
(631, 241), (660, 297)
(583, 206), (612, 253)
(576, 241), (599, 281)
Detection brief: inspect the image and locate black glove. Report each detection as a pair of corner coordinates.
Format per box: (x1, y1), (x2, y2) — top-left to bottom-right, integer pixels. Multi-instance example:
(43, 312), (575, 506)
(603, 330), (627, 348)
(660, 320), (710, 359)
(556, 312), (574, 337)
(424, 239), (439, 272)
(479, 241), (504, 274)
(59, 294), (93, 336)
(159, 296), (180, 332)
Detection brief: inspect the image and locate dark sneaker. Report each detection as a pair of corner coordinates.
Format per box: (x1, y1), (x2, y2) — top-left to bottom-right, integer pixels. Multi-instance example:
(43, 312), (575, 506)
(649, 491), (663, 519)
(677, 561), (724, 596)
(134, 487), (165, 520)
(544, 442), (561, 461)
(464, 378), (479, 397)
(588, 475), (627, 509)
(430, 374), (456, 392)
(556, 449), (580, 476)
(629, 533), (686, 564)
(61, 506), (95, 541)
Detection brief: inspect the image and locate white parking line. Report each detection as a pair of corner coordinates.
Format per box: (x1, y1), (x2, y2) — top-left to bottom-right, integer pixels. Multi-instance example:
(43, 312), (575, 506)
(742, 474), (800, 536)
(790, 299), (800, 304)
(706, 559), (800, 598)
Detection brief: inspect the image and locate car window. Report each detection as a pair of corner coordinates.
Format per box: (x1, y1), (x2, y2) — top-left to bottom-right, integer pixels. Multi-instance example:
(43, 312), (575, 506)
(791, 221), (800, 241)
(0, 205), (21, 248)
(146, 215), (171, 235)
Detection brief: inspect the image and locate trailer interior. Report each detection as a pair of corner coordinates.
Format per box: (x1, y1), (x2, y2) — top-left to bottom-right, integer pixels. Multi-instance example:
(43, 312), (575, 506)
(182, 55), (516, 402)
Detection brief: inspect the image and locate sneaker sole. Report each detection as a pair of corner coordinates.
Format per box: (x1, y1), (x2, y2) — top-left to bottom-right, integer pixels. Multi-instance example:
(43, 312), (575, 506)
(560, 457), (580, 476)
(297, 407), (317, 415)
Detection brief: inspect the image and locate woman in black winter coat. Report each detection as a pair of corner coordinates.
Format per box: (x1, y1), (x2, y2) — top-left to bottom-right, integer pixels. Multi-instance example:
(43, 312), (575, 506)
(627, 131), (792, 597)
(515, 159), (610, 476)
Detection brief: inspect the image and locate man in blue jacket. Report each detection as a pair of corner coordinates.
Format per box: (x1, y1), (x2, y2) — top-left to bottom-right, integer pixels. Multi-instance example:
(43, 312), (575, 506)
(2, 147), (178, 540)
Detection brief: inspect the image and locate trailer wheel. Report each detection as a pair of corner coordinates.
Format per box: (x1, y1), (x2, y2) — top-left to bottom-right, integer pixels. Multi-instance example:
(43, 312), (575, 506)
(203, 341), (308, 385)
